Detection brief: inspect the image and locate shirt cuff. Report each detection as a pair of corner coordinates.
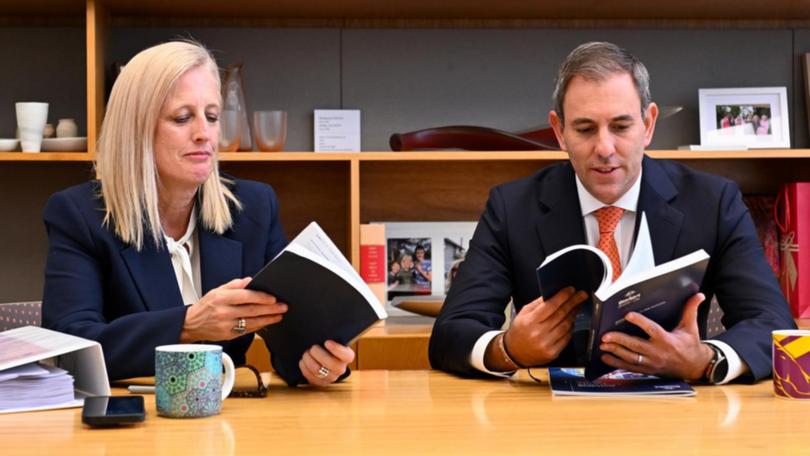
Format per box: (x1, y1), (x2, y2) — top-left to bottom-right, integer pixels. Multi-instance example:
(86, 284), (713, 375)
(704, 339), (748, 384)
(469, 330), (515, 378)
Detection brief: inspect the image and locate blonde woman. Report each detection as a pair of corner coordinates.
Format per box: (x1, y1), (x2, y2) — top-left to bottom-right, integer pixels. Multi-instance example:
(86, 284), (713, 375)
(42, 41), (354, 386)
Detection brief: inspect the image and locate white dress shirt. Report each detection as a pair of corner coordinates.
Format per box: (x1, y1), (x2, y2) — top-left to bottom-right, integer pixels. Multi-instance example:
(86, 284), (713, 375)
(163, 206), (202, 306)
(469, 170), (745, 383)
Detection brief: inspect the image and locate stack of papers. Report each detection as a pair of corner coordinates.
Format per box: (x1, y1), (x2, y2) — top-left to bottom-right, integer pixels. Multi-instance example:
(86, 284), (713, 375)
(0, 326), (110, 414)
(0, 363), (75, 411)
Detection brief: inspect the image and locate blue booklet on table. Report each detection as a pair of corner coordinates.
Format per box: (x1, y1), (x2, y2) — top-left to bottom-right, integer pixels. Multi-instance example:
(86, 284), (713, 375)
(548, 367), (696, 397)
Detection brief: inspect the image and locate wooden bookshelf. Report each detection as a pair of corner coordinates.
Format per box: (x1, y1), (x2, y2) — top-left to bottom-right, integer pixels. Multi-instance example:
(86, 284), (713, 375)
(4, 149), (804, 268)
(2, 0), (808, 303)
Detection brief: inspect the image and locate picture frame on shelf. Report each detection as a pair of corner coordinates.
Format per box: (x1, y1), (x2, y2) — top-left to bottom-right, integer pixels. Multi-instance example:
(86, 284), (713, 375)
(698, 87), (790, 149)
(379, 221), (477, 306)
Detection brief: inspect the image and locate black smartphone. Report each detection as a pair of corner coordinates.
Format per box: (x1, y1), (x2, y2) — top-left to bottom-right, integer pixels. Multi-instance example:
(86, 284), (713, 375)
(82, 395), (146, 426)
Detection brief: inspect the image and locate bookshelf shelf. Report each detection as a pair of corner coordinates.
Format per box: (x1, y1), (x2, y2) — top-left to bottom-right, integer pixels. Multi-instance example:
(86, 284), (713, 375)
(0, 152), (92, 162)
(1, 150), (809, 163)
(221, 149), (810, 162)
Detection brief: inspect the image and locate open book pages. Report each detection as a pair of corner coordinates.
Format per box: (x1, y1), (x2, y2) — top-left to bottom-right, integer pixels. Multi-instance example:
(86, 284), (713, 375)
(538, 213), (656, 299)
(549, 367), (696, 397)
(537, 212), (708, 302)
(613, 212), (654, 281)
(597, 249), (709, 302)
(286, 222), (387, 320)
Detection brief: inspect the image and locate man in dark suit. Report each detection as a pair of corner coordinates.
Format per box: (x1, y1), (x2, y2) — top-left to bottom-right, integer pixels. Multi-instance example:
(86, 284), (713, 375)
(429, 41), (795, 384)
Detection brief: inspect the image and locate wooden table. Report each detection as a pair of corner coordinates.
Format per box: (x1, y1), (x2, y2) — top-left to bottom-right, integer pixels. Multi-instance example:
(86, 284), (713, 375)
(2, 369), (807, 455)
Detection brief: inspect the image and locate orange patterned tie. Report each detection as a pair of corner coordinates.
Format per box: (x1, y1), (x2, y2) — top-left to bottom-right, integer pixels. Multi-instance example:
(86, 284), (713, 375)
(595, 206), (624, 282)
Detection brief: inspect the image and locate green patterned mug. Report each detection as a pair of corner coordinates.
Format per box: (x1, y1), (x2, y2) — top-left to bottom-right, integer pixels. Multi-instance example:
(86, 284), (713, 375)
(155, 344), (235, 418)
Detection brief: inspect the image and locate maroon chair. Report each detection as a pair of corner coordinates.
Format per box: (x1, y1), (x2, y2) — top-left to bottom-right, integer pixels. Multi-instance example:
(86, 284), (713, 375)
(390, 125), (559, 151)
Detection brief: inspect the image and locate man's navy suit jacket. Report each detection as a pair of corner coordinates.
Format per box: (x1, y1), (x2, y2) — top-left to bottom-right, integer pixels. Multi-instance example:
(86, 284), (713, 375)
(42, 178), (288, 380)
(430, 156), (795, 381)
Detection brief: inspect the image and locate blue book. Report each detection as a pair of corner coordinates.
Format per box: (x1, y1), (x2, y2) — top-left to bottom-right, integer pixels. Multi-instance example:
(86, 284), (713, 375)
(536, 213), (709, 380)
(548, 367), (696, 396)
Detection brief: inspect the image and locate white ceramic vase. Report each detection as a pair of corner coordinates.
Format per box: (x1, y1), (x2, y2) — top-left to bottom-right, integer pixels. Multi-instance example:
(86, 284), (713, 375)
(56, 118), (78, 138)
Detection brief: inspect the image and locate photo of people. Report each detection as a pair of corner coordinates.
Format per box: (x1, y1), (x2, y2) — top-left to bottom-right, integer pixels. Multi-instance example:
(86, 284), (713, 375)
(381, 221), (478, 302)
(444, 237), (469, 293)
(715, 104), (772, 136)
(387, 238), (432, 300)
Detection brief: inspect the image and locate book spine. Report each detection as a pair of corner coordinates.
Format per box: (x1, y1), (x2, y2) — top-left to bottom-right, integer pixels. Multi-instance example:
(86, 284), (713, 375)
(360, 224), (387, 306)
(587, 297), (603, 361)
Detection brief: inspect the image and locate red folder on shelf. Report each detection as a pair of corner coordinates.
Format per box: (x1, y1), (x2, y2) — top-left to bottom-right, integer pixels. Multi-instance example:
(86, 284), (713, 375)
(775, 183), (810, 318)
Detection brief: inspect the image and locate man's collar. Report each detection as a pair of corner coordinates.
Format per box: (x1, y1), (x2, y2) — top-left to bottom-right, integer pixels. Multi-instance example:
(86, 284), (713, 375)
(575, 168), (642, 216)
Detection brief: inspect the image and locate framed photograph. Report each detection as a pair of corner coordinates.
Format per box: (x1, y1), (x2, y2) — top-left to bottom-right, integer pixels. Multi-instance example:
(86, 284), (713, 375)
(379, 221), (477, 302)
(698, 87), (790, 149)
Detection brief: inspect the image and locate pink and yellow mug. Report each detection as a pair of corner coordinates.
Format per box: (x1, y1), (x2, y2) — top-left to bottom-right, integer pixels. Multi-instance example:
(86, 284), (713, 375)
(772, 329), (810, 399)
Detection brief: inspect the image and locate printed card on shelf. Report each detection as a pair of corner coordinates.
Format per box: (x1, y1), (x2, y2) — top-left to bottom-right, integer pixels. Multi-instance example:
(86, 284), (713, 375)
(314, 109), (361, 152)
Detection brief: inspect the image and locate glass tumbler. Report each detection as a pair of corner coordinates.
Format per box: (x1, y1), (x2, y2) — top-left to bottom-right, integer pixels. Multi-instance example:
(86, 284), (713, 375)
(253, 111), (287, 152)
(219, 110), (241, 152)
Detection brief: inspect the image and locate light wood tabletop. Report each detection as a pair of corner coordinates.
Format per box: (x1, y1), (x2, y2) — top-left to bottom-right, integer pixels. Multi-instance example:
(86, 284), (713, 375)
(1, 369), (807, 455)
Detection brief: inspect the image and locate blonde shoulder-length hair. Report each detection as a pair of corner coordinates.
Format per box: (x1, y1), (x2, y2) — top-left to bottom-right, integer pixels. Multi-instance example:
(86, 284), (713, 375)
(95, 40), (241, 251)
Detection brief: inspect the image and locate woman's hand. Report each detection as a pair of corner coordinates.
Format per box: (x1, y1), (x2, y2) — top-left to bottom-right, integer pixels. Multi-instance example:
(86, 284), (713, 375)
(180, 277), (287, 342)
(299, 340), (355, 387)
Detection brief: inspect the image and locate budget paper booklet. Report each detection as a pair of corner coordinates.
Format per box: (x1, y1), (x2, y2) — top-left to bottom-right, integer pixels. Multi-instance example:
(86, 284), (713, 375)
(548, 367), (696, 397)
(536, 213), (710, 379)
(250, 222), (387, 386)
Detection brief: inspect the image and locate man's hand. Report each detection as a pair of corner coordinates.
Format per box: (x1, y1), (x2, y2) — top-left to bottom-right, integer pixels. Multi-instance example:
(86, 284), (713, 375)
(485, 287), (587, 371)
(599, 292), (714, 380)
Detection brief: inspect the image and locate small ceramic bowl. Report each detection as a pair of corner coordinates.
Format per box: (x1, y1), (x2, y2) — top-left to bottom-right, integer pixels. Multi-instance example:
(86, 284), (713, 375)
(40, 137), (87, 152)
(0, 138), (20, 151)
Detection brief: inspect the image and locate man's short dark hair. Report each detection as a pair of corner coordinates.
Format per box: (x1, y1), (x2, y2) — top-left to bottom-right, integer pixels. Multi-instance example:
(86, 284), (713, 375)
(552, 41), (651, 123)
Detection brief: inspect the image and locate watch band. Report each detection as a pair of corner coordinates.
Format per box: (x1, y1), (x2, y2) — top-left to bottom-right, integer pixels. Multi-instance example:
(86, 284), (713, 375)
(703, 343), (728, 384)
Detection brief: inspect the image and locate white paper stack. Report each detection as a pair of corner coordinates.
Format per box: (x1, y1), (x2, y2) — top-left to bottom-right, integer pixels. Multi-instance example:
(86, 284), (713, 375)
(0, 326), (110, 414)
(0, 363), (75, 411)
